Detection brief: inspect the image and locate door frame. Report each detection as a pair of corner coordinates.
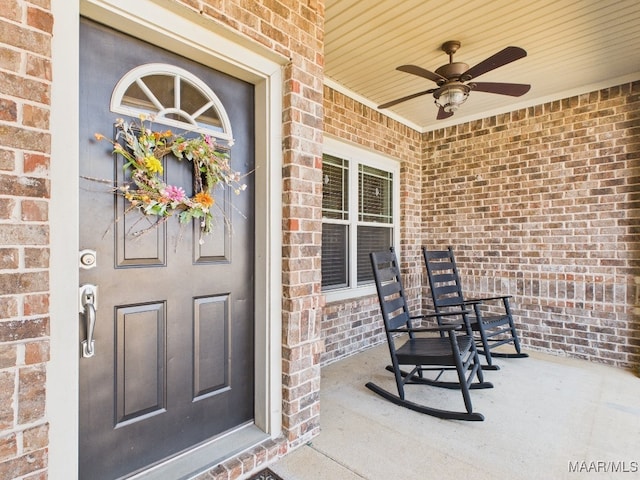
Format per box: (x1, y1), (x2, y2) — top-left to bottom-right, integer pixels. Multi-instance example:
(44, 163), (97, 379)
(50, 1), (286, 478)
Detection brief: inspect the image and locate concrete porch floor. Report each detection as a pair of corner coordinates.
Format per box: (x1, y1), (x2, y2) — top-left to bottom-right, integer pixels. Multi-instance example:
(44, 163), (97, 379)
(270, 343), (640, 480)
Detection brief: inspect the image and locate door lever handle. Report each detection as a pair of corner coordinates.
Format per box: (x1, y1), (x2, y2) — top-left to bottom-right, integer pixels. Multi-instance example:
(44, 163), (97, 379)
(79, 284), (98, 358)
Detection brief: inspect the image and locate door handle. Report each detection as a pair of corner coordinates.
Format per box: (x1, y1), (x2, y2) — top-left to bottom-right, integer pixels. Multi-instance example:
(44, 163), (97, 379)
(79, 284), (98, 358)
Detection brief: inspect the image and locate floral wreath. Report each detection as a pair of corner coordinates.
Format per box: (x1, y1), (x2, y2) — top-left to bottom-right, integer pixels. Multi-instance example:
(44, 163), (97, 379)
(95, 116), (246, 240)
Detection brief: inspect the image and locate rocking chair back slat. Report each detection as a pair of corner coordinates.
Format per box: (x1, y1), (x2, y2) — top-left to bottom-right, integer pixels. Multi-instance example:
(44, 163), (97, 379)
(372, 251), (412, 333)
(433, 284), (462, 298)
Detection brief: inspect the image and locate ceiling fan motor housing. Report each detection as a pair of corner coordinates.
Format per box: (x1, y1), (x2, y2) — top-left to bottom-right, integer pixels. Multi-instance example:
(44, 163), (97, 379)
(435, 62), (469, 83)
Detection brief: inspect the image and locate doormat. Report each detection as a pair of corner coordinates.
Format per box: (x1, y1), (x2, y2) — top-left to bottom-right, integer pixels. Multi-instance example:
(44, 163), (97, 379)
(246, 468), (284, 480)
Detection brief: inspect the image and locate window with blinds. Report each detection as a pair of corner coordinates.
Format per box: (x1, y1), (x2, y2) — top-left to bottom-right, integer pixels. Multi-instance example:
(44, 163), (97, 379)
(357, 164), (393, 284)
(322, 151), (395, 292)
(321, 155), (349, 288)
(359, 165), (392, 223)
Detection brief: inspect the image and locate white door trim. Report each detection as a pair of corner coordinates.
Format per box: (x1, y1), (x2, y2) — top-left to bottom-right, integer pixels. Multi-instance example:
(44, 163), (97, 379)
(49, 2), (285, 478)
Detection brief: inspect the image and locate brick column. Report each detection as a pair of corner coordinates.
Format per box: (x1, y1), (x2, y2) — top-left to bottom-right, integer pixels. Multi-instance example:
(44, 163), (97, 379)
(0, 2), (53, 479)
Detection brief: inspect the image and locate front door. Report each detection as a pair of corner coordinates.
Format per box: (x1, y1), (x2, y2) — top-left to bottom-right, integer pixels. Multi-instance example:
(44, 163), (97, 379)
(78, 19), (255, 479)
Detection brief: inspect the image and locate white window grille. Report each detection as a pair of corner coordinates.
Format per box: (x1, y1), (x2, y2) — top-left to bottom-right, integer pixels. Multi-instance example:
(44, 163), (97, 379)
(110, 63), (234, 147)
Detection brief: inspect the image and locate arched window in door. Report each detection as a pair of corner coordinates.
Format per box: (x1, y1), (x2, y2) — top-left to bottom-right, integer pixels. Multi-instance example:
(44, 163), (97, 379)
(110, 63), (234, 147)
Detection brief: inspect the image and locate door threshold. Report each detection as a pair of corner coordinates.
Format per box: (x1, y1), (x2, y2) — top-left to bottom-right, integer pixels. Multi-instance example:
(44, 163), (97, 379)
(126, 423), (270, 480)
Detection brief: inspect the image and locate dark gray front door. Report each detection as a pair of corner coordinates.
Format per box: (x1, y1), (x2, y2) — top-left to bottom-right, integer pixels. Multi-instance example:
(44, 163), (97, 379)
(78, 19), (255, 479)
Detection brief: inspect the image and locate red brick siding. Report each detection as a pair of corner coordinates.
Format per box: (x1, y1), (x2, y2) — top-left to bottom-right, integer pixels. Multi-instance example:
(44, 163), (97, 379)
(0, 0), (51, 478)
(322, 86), (424, 362)
(3, 0), (638, 478)
(422, 82), (639, 369)
(322, 295), (383, 364)
(321, 82), (639, 374)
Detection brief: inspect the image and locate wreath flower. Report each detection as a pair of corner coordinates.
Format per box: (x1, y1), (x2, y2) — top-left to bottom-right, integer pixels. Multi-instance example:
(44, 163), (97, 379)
(95, 116), (246, 241)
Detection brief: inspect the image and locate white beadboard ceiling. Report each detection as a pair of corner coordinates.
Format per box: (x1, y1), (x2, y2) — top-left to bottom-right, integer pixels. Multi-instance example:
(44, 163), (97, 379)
(324, 0), (640, 132)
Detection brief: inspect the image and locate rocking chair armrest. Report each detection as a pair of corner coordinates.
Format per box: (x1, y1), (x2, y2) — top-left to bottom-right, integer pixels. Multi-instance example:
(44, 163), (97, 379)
(389, 324), (462, 334)
(460, 299), (482, 306)
(435, 299), (480, 308)
(410, 310), (471, 320)
(466, 295), (512, 303)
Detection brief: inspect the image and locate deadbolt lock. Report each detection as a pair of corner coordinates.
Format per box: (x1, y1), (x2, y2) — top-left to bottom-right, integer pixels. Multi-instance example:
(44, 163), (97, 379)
(79, 249), (97, 269)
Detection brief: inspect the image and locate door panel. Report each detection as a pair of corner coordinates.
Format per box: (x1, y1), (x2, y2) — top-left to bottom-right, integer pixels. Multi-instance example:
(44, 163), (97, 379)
(115, 303), (166, 425)
(193, 295), (229, 397)
(78, 19), (255, 479)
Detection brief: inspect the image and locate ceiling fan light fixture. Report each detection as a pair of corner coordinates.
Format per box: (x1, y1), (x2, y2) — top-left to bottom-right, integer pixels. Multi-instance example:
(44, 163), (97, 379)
(434, 82), (470, 113)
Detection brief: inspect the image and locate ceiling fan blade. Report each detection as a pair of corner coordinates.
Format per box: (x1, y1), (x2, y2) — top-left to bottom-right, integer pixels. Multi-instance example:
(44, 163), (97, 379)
(462, 46), (527, 80)
(397, 65), (447, 84)
(472, 82), (531, 96)
(378, 88), (437, 109)
(436, 106), (454, 120)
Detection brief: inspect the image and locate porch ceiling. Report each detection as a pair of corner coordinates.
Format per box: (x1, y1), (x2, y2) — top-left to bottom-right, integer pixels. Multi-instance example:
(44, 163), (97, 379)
(324, 0), (640, 132)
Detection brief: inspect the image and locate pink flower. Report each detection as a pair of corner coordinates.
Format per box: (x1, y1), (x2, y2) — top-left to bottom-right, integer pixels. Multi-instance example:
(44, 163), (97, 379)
(163, 185), (186, 202)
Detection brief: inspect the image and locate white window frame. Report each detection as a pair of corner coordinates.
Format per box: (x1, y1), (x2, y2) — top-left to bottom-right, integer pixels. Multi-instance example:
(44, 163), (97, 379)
(111, 63), (235, 147)
(322, 136), (401, 302)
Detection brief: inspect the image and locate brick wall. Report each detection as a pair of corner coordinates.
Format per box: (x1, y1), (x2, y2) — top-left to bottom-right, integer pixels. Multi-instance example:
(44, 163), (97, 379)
(322, 86), (424, 363)
(422, 81), (640, 370)
(0, 1), (52, 479)
(321, 82), (639, 373)
(2, 0), (637, 478)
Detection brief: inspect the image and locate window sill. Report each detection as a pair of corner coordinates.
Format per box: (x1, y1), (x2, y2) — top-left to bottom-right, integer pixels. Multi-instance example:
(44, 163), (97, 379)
(322, 284), (377, 303)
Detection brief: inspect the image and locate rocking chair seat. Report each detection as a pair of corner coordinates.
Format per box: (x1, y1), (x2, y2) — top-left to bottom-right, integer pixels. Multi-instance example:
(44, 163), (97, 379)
(396, 335), (474, 366)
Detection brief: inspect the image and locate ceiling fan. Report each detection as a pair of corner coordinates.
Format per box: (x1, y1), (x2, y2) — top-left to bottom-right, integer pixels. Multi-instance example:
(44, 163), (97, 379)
(378, 40), (531, 120)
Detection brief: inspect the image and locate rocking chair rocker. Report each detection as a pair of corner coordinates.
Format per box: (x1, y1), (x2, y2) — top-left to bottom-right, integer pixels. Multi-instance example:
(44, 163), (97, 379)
(422, 246), (528, 370)
(367, 248), (493, 421)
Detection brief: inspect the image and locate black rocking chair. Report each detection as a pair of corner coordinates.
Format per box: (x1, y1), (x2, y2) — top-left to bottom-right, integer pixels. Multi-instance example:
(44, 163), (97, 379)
(367, 248), (492, 421)
(422, 246), (528, 370)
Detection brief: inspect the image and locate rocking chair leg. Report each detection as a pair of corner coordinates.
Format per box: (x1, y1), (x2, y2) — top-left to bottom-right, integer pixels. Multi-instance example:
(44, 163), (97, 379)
(489, 324), (528, 358)
(477, 336), (529, 362)
(476, 348), (500, 370)
(480, 363), (500, 371)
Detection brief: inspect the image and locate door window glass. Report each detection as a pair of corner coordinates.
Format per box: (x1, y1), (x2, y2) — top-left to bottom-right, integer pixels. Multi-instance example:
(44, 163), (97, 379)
(112, 64), (233, 146)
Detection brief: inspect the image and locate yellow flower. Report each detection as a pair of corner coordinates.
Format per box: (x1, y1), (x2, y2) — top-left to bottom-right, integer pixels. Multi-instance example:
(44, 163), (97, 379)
(145, 156), (163, 174)
(194, 192), (214, 208)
